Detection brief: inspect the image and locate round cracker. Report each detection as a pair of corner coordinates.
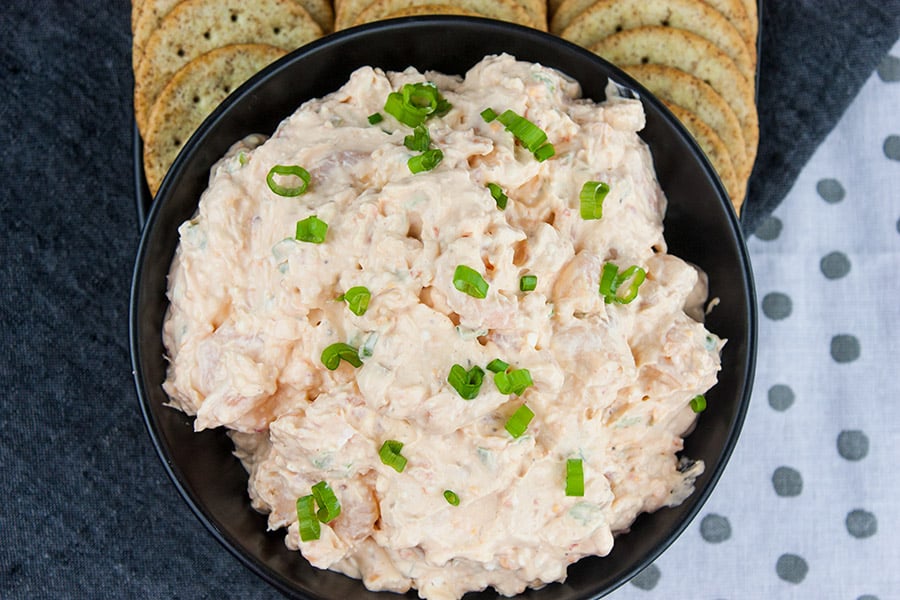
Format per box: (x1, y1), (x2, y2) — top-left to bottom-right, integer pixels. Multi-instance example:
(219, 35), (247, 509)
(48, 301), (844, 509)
(352, 0), (541, 30)
(132, 0), (144, 31)
(143, 44), (287, 194)
(624, 63), (749, 182)
(383, 5), (482, 18)
(560, 0), (754, 80)
(590, 26), (757, 170)
(134, 0), (322, 133)
(335, 0), (377, 30)
(665, 102), (743, 212)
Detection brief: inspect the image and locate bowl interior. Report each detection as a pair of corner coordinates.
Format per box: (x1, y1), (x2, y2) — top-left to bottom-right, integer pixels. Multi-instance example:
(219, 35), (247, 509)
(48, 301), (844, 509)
(131, 17), (755, 600)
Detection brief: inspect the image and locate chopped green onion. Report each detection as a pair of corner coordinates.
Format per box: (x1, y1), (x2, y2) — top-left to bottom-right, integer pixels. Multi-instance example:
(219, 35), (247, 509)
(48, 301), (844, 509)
(485, 358), (509, 373)
(311, 481), (341, 523)
(443, 490), (460, 506)
(519, 274), (537, 292)
(504, 404), (534, 438)
(321, 342), (362, 370)
(404, 124), (431, 152)
(452, 264), (489, 299)
(480, 107), (498, 122)
(408, 148), (443, 174)
(296, 495), (320, 541)
(379, 439), (407, 473)
(266, 164), (310, 197)
(690, 394), (707, 413)
(238, 151), (248, 166)
(486, 182), (508, 210)
(565, 459), (584, 496)
(341, 286), (371, 316)
(533, 142), (555, 162)
(494, 367), (534, 396)
(295, 215), (328, 243)
(598, 262), (646, 304)
(579, 181), (610, 220)
(384, 82), (450, 127)
(448, 364), (485, 400)
(497, 109), (547, 153)
(368, 112), (383, 124)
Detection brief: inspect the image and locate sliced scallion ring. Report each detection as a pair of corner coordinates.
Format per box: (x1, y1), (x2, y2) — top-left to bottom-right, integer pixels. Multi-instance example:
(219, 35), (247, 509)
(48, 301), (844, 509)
(480, 107), (498, 122)
(296, 495), (320, 541)
(565, 458), (584, 496)
(408, 148), (443, 174)
(598, 262), (646, 304)
(452, 265), (489, 299)
(311, 481), (341, 523)
(486, 182), (508, 210)
(690, 394), (707, 413)
(485, 358), (509, 374)
(579, 181), (610, 220)
(519, 274), (537, 292)
(448, 364), (485, 400)
(533, 142), (555, 162)
(295, 215), (328, 244)
(321, 342), (362, 370)
(504, 404), (534, 438)
(266, 164), (310, 197)
(443, 490), (460, 506)
(341, 286), (371, 316)
(384, 82), (450, 127)
(404, 124), (431, 152)
(379, 439), (407, 473)
(494, 367), (533, 396)
(367, 112), (383, 124)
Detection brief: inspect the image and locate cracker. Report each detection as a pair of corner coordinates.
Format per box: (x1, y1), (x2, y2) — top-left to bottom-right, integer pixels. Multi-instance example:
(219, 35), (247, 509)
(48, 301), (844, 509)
(624, 63), (749, 182)
(133, 0), (322, 133)
(560, 0), (754, 79)
(143, 44), (287, 194)
(132, 0), (144, 31)
(335, 0), (375, 30)
(352, 0), (541, 30)
(382, 4), (482, 18)
(590, 26), (757, 170)
(665, 102), (743, 212)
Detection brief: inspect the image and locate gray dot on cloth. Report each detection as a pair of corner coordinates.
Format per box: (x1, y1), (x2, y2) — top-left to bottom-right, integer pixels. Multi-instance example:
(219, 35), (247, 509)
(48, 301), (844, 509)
(816, 178), (845, 203)
(772, 466), (803, 497)
(846, 509), (878, 538)
(700, 513), (732, 543)
(820, 251), (851, 279)
(630, 564), (661, 590)
(776, 554), (808, 584)
(762, 292), (792, 320)
(877, 54), (900, 81)
(768, 384), (795, 411)
(885, 135), (900, 161)
(754, 215), (783, 241)
(837, 430), (870, 461)
(831, 334), (861, 363)
(857, 595), (880, 600)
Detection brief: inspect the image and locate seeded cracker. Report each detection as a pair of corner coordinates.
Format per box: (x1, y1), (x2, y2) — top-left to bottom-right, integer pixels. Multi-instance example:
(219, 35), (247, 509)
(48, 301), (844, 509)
(352, 0), (542, 30)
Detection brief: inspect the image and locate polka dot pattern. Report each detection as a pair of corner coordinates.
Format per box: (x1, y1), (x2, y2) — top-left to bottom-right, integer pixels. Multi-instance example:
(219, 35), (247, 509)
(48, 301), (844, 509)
(837, 430), (869, 461)
(767, 384), (795, 411)
(820, 251), (851, 279)
(772, 467), (803, 497)
(762, 292), (792, 320)
(699, 514), (731, 543)
(845, 509), (878, 539)
(884, 135), (900, 161)
(816, 178), (845, 203)
(775, 554), (808, 584)
(877, 54), (900, 81)
(830, 334), (861, 363)
(754, 215), (782, 241)
(630, 564), (661, 591)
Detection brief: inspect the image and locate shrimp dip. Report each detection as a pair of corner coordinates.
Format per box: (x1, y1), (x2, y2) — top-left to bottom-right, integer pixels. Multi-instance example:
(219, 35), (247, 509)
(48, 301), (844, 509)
(161, 54), (723, 600)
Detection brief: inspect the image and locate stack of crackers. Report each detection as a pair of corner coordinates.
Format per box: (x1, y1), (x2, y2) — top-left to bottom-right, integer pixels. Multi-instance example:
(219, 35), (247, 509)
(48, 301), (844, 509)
(552, 0), (758, 212)
(132, 0), (758, 214)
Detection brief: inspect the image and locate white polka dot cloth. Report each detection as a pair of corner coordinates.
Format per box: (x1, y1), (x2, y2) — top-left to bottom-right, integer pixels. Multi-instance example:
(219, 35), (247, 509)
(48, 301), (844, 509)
(607, 38), (900, 600)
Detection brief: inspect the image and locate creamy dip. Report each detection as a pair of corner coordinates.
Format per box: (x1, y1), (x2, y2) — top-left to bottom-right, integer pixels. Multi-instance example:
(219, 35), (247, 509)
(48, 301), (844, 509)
(162, 54), (723, 600)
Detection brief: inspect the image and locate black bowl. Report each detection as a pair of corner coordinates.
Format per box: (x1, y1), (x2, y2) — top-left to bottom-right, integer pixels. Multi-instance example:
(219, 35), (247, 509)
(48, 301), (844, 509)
(130, 16), (756, 600)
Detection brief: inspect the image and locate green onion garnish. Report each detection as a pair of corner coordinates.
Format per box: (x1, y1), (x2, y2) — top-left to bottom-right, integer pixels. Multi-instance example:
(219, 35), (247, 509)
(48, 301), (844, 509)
(504, 404), (534, 438)
(404, 124), (431, 151)
(480, 107), (498, 122)
(368, 112), (383, 124)
(690, 394), (707, 413)
(321, 342), (362, 370)
(448, 364), (485, 400)
(486, 182), (508, 210)
(238, 151), (248, 166)
(295, 215), (328, 244)
(494, 367), (534, 396)
(311, 480), (341, 523)
(408, 148), (443, 174)
(296, 495), (321, 541)
(485, 358), (509, 373)
(341, 286), (371, 316)
(443, 490), (460, 506)
(533, 142), (555, 162)
(379, 439), (407, 473)
(266, 164), (311, 197)
(565, 458), (584, 496)
(452, 265), (489, 299)
(497, 109), (547, 153)
(384, 82), (451, 127)
(579, 181), (610, 220)
(519, 274), (537, 292)
(598, 263), (647, 304)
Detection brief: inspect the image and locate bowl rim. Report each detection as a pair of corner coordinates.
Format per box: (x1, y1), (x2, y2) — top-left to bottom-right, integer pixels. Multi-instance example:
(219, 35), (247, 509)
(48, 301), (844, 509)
(130, 15), (757, 600)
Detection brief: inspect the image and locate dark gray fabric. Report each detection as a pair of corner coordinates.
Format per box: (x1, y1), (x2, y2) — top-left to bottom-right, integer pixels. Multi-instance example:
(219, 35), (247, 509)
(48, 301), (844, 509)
(0, 1), (896, 598)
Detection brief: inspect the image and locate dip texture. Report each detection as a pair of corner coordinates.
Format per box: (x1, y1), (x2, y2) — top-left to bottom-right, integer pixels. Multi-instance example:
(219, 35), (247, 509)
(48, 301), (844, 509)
(161, 54), (723, 599)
